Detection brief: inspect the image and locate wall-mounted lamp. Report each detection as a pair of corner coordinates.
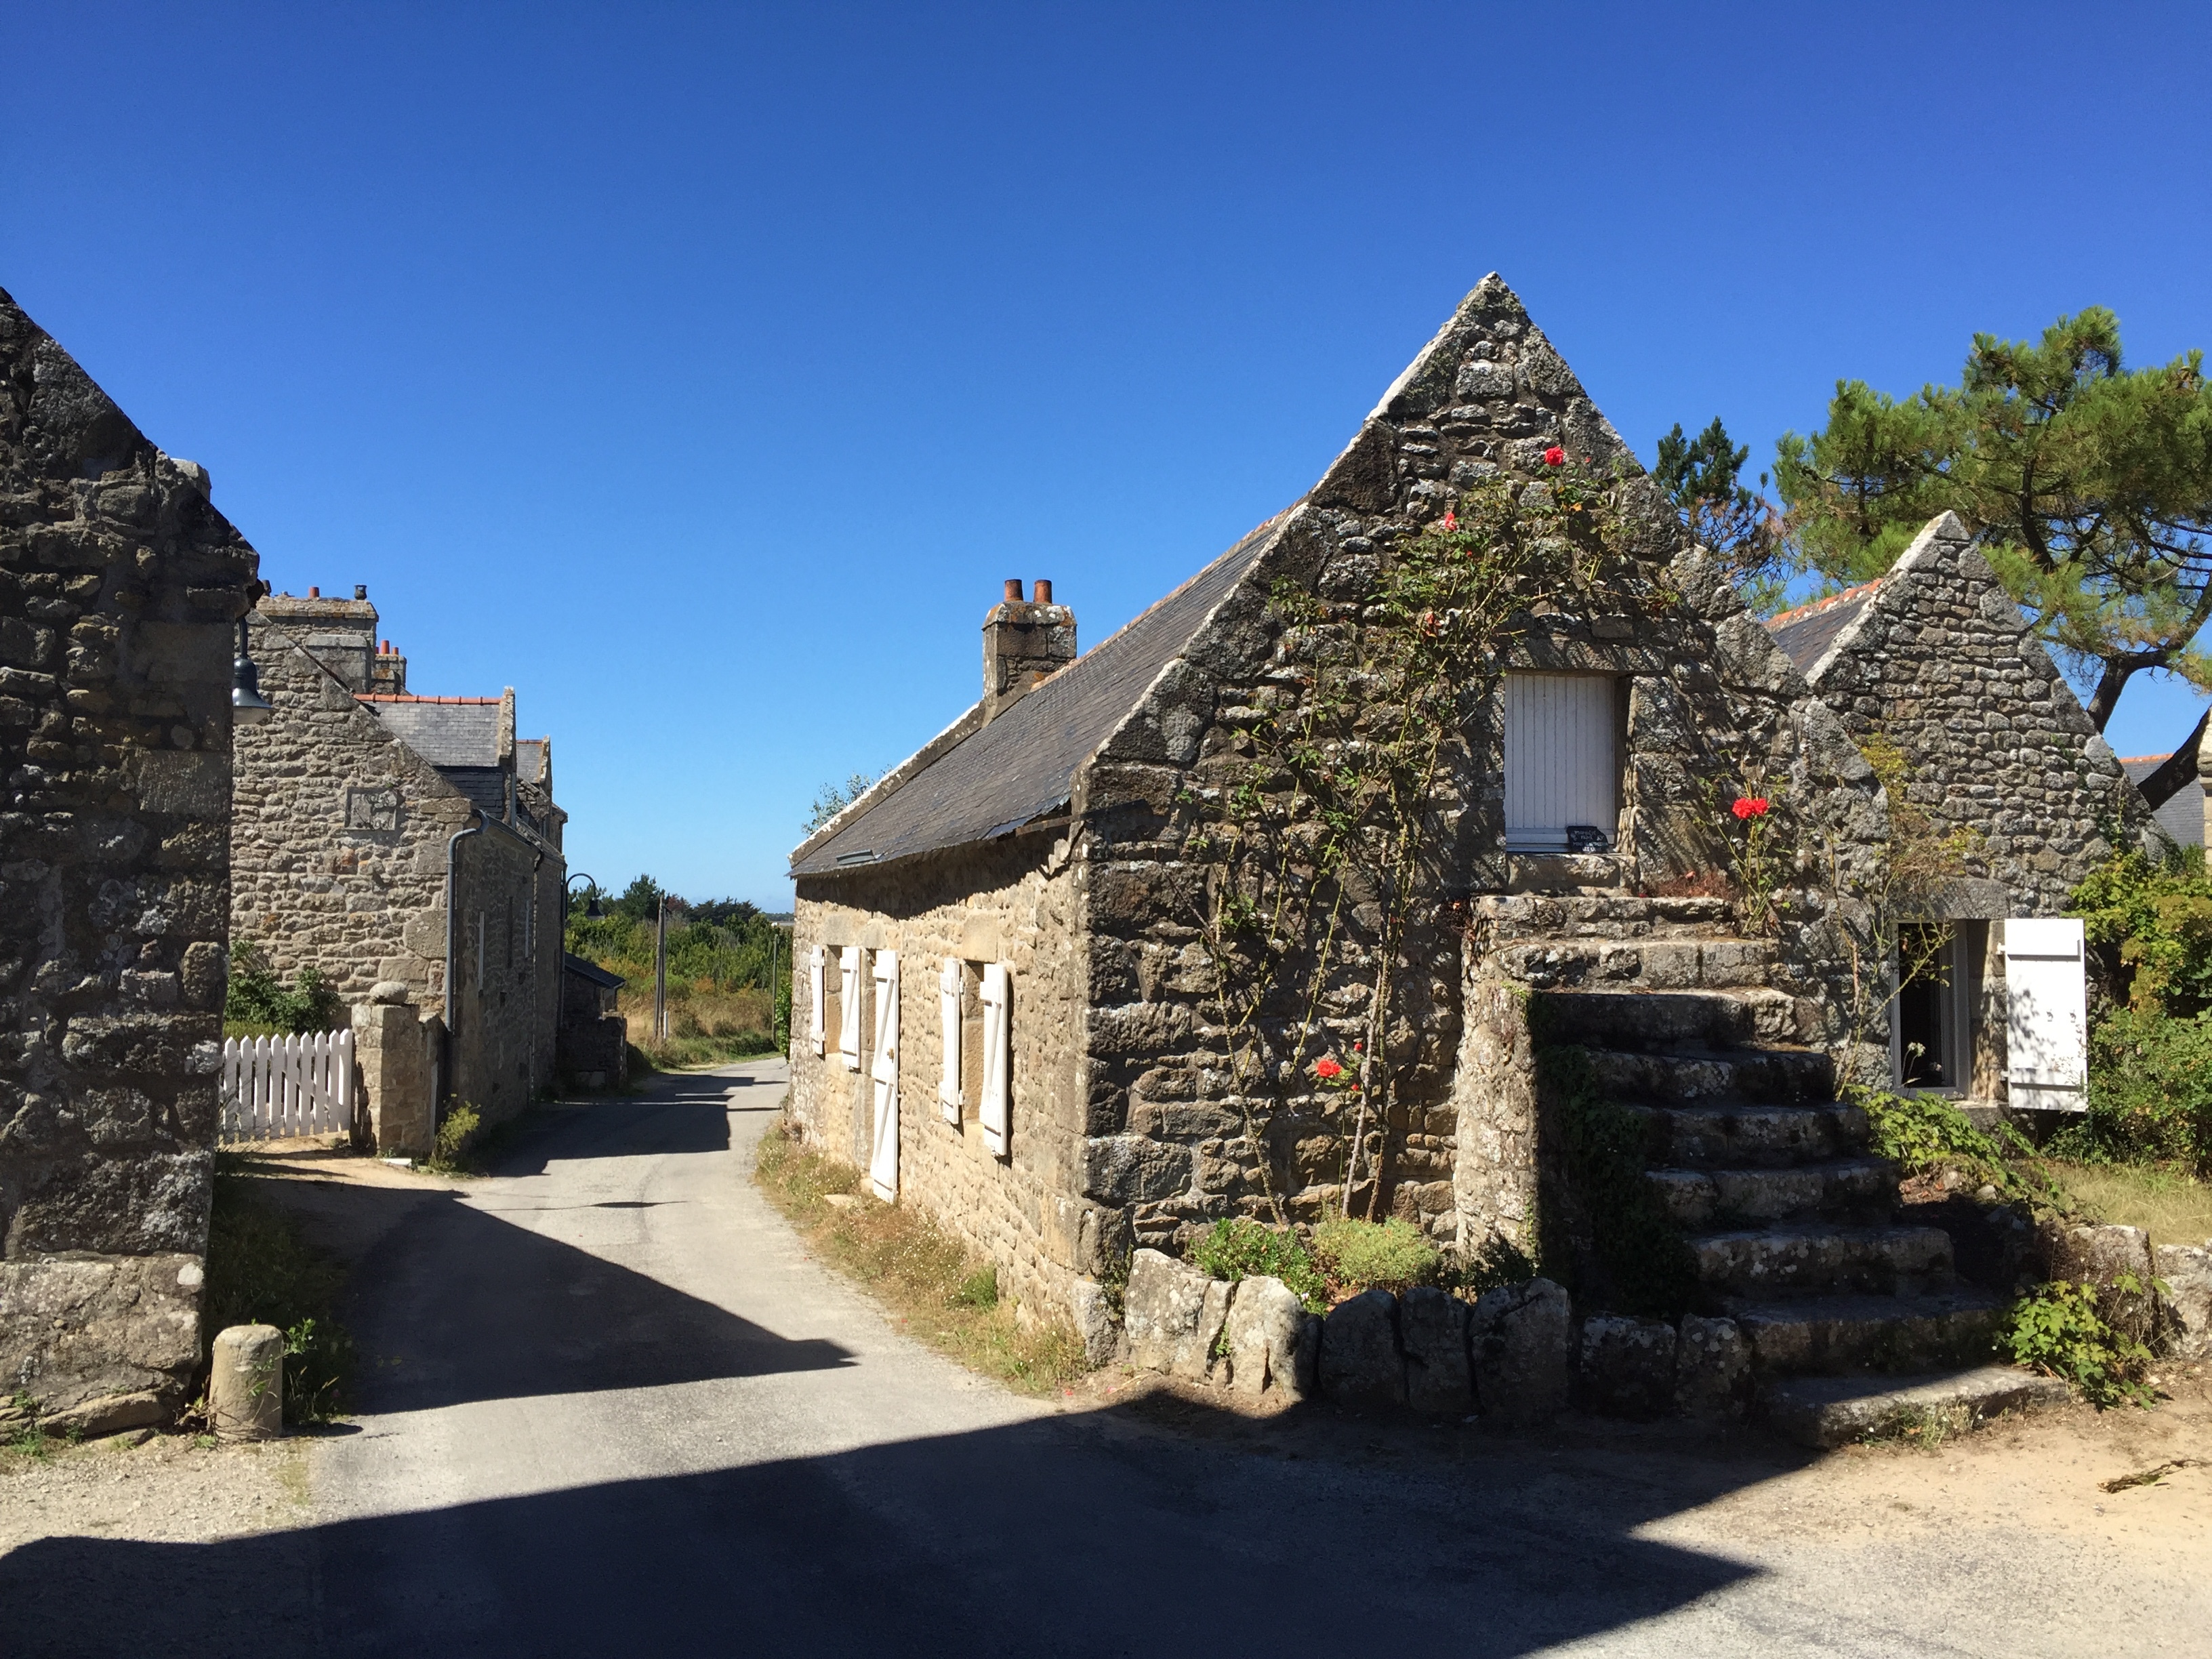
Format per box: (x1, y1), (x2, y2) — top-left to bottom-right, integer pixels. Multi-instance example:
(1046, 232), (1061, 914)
(232, 615), (273, 726)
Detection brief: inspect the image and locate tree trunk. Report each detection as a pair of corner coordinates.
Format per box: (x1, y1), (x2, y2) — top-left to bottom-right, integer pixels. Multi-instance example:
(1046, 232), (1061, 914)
(2134, 709), (2209, 811)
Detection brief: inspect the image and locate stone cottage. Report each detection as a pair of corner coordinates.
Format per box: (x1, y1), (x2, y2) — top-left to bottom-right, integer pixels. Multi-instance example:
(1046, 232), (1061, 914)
(232, 594), (565, 1145)
(789, 274), (1969, 1355)
(0, 287), (261, 1418)
(1764, 514), (2156, 1107)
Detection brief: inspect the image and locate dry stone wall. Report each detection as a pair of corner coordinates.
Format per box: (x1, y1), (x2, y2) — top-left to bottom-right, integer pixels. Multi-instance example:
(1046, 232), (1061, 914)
(1069, 276), (1888, 1260)
(0, 287), (260, 1410)
(790, 834), (1105, 1342)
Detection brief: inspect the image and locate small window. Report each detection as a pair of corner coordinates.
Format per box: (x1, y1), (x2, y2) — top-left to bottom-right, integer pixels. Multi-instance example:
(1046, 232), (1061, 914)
(1504, 673), (1618, 853)
(1896, 924), (1965, 1091)
(959, 962), (986, 1121)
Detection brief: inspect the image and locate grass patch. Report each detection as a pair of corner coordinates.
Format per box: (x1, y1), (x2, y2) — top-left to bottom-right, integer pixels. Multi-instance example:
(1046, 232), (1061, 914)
(2049, 1160), (2212, 1245)
(753, 1119), (1084, 1393)
(1310, 1218), (1441, 1298)
(1860, 1401), (1976, 1450)
(203, 1172), (354, 1423)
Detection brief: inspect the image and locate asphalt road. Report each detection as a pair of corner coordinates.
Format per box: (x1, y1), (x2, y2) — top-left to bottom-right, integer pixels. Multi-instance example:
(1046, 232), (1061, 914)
(10, 1059), (2205, 1656)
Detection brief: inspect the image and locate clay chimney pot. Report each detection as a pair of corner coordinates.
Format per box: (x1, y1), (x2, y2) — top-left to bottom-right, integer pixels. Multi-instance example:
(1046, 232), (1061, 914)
(1003, 578), (1022, 602)
(308, 586), (319, 598)
(1033, 579), (1052, 605)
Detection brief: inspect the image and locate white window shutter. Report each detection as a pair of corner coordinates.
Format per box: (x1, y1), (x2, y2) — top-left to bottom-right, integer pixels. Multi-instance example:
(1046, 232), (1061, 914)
(2003, 918), (2087, 1111)
(938, 957), (963, 1124)
(869, 950), (901, 1201)
(838, 946), (863, 1071)
(807, 945), (827, 1058)
(979, 962), (1010, 1160)
(1504, 673), (1618, 852)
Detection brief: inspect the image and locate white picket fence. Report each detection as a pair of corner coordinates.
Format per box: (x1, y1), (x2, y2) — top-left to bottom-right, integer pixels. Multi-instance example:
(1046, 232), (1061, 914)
(220, 1030), (355, 1141)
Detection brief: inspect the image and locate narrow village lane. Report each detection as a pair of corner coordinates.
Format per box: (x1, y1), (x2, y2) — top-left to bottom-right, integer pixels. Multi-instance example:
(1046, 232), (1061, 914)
(11, 1061), (2207, 1656)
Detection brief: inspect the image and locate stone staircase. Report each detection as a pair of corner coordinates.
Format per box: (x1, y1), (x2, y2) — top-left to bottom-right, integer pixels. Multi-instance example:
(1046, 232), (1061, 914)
(1484, 895), (2062, 1443)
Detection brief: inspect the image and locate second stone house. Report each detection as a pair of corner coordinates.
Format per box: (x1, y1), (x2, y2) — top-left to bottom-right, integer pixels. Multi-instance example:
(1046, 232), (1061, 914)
(232, 592), (565, 1145)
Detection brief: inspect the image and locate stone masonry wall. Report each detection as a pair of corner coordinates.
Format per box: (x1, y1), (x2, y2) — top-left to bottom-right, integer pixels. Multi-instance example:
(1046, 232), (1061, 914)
(1067, 276), (1888, 1261)
(447, 818), (561, 1127)
(790, 834), (1103, 1340)
(0, 287), (260, 1410)
(232, 619), (472, 1007)
(1801, 511), (2147, 918)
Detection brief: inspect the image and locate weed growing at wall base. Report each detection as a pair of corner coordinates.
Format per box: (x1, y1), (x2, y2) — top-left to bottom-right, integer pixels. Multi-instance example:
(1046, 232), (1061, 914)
(202, 1172), (353, 1424)
(754, 1116), (1084, 1392)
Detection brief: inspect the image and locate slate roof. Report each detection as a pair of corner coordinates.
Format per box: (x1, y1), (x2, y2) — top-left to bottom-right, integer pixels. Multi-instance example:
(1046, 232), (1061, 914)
(2123, 755), (2205, 849)
(516, 737), (549, 785)
(792, 518), (1280, 877)
(441, 765), (511, 819)
(1763, 580), (1884, 675)
(361, 695), (504, 767)
(563, 950), (625, 990)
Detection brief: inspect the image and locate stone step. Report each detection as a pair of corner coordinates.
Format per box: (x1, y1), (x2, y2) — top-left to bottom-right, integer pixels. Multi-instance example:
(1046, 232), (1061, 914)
(1477, 894), (1740, 938)
(1635, 1099), (1868, 1168)
(1692, 1221), (1955, 1296)
(1726, 1289), (2007, 1375)
(1759, 1365), (2070, 1449)
(1646, 1155), (1897, 1229)
(1588, 1046), (1834, 1108)
(1538, 988), (1798, 1052)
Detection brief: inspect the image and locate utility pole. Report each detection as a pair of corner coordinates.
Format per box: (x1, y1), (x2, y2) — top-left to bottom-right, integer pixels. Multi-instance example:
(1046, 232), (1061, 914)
(654, 897), (669, 1042)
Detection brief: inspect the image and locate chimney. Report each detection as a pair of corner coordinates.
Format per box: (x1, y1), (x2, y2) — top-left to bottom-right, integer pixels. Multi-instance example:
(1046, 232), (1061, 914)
(981, 579), (1076, 722)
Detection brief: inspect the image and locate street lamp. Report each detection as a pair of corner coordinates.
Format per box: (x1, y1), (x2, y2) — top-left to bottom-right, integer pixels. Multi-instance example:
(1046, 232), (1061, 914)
(231, 615), (273, 725)
(565, 873), (605, 919)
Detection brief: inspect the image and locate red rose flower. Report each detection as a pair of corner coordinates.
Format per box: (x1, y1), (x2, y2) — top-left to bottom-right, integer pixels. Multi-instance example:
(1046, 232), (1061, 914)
(1440, 510), (1457, 531)
(1543, 445), (1565, 466)
(1314, 1057), (1343, 1080)
(1731, 796), (1771, 821)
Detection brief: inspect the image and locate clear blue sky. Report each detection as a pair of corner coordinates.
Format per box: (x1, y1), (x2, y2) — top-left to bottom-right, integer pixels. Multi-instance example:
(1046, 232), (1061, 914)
(5, 3), (2208, 907)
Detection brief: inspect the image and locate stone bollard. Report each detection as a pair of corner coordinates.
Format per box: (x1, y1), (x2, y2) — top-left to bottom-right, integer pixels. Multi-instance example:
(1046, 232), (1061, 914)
(210, 1324), (285, 1441)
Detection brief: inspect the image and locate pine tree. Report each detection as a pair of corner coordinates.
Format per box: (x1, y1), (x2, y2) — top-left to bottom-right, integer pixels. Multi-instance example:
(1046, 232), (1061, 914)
(1776, 309), (2212, 733)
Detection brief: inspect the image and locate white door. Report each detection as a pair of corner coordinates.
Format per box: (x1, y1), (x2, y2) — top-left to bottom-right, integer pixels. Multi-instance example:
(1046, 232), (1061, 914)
(938, 957), (963, 1124)
(869, 949), (901, 1200)
(2003, 918), (2087, 1111)
(979, 962), (1011, 1159)
(1504, 673), (1617, 852)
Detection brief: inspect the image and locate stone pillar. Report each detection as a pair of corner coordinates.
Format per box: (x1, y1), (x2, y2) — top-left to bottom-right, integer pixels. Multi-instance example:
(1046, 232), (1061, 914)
(209, 1324), (284, 1441)
(353, 985), (435, 1157)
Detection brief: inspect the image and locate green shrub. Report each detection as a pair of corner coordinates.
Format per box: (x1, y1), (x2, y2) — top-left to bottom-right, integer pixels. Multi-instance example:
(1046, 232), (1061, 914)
(428, 1103), (483, 1172)
(203, 1179), (353, 1422)
(1858, 1087), (2067, 1207)
(2072, 845), (2212, 1017)
(1999, 1277), (2156, 1408)
(223, 943), (343, 1038)
(1310, 1217), (1441, 1297)
(1188, 1218), (1328, 1312)
(2068, 1006), (2212, 1174)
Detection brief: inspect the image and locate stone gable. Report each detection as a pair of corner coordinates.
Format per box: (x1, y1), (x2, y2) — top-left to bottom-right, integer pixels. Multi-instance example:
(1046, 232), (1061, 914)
(1776, 510), (2146, 917)
(0, 286), (260, 1410)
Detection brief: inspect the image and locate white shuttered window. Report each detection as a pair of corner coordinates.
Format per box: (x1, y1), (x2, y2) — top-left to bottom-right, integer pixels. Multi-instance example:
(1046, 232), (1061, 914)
(2004, 918), (2087, 1111)
(938, 958), (963, 1123)
(1504, 673), (1618, 852)
(838, 946), (863, 1072)
(807, 945), (827, 1058)
(979, 963), (1011, 1159)
(869, 950), (901, 1200)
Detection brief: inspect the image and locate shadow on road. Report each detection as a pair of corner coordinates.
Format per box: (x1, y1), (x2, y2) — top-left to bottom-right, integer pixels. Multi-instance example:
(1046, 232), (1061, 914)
(0, 1398), (1773, 1657)
(335, 1182), (850, 1414)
